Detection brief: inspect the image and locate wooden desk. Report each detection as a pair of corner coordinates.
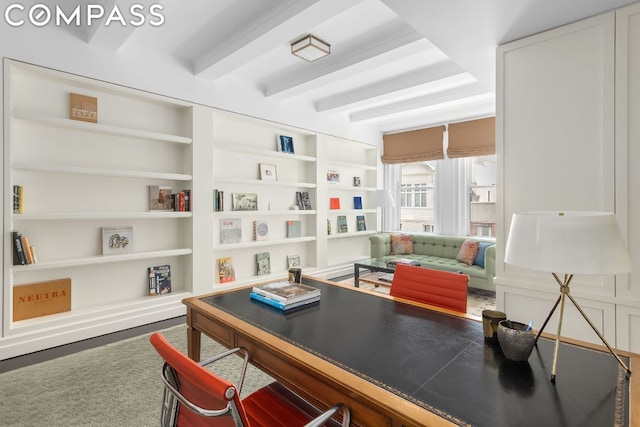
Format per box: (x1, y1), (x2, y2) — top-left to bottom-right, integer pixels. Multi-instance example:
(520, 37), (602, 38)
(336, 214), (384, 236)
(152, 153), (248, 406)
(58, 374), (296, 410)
(183, 276), (638, 427)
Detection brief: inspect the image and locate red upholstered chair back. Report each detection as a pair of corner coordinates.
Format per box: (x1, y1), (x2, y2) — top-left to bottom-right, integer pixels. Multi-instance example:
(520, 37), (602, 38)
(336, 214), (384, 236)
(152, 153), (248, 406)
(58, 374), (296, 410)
(150, 332), (249, 427)
(390, 264), (468, 313)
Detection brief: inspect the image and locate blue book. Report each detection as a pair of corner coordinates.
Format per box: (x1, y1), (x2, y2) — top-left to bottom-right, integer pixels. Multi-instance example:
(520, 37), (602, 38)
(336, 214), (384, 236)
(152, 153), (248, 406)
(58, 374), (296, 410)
(353, 196), (363, 209)
(250, 291), (320, 311)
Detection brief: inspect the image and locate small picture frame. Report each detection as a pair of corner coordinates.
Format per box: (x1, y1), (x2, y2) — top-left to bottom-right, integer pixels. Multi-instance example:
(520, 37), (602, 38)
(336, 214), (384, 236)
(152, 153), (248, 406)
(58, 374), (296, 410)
(327, 170), (340, 183)
(277, 134), (295, 154)
(353, 176), (361, 187)
(232, 193), (258, 211)
(259, 163), (277, 180)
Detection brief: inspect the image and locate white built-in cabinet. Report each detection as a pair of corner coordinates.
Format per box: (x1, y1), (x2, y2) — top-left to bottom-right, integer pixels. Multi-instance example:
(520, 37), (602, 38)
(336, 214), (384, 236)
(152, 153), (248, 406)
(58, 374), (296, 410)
(496, 3), (640, 352)
(1, 61), (378, 358)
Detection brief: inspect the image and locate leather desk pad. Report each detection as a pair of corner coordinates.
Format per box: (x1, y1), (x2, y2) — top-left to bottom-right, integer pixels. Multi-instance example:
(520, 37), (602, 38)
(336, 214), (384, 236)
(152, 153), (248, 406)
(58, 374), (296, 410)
(202, 278), (629, 427)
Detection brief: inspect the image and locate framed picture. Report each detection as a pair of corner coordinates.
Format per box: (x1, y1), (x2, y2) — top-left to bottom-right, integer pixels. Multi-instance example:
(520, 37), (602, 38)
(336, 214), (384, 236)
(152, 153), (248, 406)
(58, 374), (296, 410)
(259, 163), (277, 180)
(232, 193), (258, 211)
(327, 170), (340, 183)
(277, 134), (295, 154)
(353, 176), (361, 187)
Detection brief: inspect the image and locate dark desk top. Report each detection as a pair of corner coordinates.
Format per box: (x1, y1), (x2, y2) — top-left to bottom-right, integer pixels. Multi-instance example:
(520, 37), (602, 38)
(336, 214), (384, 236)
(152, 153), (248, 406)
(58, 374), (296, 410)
(202, 278), (629, 427)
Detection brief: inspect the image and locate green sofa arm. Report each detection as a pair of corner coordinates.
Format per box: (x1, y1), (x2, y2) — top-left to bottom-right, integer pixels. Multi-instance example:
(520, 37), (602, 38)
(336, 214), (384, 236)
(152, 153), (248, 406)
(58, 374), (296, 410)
(369, 233), (391, 258)
(484, 244), (496, 278)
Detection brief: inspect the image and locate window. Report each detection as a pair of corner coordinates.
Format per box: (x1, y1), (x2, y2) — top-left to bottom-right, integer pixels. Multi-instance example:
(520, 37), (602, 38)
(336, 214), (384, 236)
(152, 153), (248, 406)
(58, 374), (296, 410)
(401, 183), (431, 208)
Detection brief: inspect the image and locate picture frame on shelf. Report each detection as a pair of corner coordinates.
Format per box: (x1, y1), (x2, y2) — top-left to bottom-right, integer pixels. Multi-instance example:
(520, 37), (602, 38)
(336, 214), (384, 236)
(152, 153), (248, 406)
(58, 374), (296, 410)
(277, 134), (295, 154)
(259, 163), (277, 180)
(287, 254), (301, 269)
(69, 93), (98, 123)
(327, 170), (340, 183)
(101, 226), (133, 255)
(232, 193), (258, 211)
(353, 176), (361, 187)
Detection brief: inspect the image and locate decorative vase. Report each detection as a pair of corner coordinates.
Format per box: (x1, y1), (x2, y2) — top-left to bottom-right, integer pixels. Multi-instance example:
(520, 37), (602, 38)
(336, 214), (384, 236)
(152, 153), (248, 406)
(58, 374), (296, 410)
(497, 320), (535, 362)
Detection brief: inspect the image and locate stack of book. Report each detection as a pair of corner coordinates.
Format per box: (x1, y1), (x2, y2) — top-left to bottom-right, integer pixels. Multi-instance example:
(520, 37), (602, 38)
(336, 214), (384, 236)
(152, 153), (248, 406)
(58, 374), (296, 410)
(250, 280), (320, 311)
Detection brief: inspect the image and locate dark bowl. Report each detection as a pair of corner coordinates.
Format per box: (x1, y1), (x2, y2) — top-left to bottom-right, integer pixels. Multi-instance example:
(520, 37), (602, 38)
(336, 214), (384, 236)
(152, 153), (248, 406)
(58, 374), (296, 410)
(497, 320), (535, 362)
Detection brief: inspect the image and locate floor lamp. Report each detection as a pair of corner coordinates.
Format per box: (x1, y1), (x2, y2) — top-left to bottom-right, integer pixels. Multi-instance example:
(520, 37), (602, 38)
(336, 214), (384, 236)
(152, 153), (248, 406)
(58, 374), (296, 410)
(504, 211), (632, 382)
(372, 189), (395, 232)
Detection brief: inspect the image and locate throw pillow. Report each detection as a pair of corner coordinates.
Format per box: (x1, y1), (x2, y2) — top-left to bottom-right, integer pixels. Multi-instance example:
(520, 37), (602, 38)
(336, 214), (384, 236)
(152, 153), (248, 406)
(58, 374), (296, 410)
(473, 242), (494, 268)
(456, 239), (479, 265)
(390, 234), (413, 255)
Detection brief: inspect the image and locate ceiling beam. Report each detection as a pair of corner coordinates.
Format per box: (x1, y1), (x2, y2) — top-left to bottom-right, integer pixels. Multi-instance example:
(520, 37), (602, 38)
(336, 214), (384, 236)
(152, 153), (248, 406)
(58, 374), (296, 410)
(85, 0), (156, 51)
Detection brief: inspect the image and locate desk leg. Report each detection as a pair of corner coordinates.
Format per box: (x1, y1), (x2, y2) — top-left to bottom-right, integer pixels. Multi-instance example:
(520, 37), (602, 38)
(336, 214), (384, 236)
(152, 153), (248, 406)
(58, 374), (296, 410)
(354, 265), (360, 287)
(186, 310), (201, 362)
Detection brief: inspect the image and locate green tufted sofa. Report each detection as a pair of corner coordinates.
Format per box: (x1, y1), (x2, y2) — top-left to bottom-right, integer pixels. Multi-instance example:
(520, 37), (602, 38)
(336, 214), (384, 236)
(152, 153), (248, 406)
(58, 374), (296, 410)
(368, 233), (496, 292)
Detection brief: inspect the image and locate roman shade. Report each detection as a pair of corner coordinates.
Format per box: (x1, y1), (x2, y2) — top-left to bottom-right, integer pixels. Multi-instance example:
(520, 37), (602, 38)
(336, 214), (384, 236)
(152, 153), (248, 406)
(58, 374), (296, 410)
(447, 117), (495, 158)
(381, 125), (445, 164)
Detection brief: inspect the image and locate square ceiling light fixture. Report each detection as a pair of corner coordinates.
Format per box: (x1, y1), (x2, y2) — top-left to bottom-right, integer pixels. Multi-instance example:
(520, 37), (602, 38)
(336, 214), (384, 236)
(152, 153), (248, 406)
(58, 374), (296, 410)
(291, 34), (331, 61)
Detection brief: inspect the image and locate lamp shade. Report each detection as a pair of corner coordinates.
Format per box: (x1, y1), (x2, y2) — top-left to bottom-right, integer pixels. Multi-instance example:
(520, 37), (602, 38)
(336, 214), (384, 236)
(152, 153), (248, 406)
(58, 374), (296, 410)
(372, 189), (396, 208)
(504, 211), (632, 275)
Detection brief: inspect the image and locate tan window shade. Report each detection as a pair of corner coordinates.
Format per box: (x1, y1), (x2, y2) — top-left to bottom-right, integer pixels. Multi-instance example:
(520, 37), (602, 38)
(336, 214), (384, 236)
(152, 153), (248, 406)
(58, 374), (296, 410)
(381, 125), (445, 164)
(447, 117), (495, 158)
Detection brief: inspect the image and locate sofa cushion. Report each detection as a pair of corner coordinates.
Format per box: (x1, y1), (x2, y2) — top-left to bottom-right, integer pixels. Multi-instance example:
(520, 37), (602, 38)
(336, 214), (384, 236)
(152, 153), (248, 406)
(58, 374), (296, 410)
(473, 242), (494, 268)
(390, 234), (413, 255)
(456, 239), (479, 265)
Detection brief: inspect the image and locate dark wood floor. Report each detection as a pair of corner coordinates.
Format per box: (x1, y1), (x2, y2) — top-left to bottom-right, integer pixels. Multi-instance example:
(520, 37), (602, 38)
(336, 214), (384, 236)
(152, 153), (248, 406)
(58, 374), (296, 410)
(0, 315), (185, 373)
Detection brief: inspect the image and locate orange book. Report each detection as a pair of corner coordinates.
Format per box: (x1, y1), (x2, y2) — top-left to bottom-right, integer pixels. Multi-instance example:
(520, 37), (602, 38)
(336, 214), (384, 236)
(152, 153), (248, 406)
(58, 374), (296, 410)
(330, 197), (340, 209)
(21, 235), (34, 264)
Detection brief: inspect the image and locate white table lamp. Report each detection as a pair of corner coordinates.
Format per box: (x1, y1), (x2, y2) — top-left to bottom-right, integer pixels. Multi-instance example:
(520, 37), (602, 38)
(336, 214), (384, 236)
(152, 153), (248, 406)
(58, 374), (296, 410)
(372, 189), (395, 233)
(504, 211), (632, 382)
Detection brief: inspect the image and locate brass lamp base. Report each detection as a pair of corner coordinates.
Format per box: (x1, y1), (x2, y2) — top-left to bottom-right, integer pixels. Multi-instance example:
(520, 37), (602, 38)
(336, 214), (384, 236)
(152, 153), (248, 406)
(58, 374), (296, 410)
(535, 273), (632, 383)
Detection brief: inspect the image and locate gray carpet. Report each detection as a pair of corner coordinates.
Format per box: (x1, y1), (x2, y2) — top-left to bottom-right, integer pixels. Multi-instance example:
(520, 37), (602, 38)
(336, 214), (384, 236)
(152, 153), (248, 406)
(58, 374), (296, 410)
(0, 325), (274, 427)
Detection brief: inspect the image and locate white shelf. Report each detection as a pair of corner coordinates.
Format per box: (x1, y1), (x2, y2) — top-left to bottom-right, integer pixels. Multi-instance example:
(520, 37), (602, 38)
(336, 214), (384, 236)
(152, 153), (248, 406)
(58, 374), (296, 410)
(213, 210), (316, 217)
(13, 212), (192, 220)
(328, 160), (377, 171)
(327, 209), (376, 215)
(12, 112), (193, 144)
(215, 178), (316, 188)
(215, 144), (316, 162)
(327, 184), (376, 192)
(11, 249), (193, 271)
(216, 236), (316, 250)
(13, 163), (193, 181)
(327, 231), (376, 240)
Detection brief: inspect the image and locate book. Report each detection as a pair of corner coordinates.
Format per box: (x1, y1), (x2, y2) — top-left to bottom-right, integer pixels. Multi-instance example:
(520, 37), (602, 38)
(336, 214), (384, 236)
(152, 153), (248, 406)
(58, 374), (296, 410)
(69, 93), (97, 123)
(254, 220), (269, 240)
(337, 215), (348, 233)
(149, 185), (173, 211)
(330, 197), (340, 209)
(287, 254), (301, 269)
(217, 257), (235, 283)
(148, 265), (171, 296)
(256, 252), (271, 276)
(353, 177), (361, 187)
(353, 196), (363, 209)
(379, 273), (394, 283)
(12, 231), (26, 265)
(296, 191), (312, 210)
(101, 226), (133, 255)
(13, 185), (23, 214)
(286, 220), (302, 238)
(386, 258), (421, 267)
(251, 280), (320, 305)
(214, 189), (224, 211)
(356, 215), (366, 231)
(220, 219), (242, 244)
(327, 219), (332, 235)
(250, 292), (320, 311)
(21, 235), (34, 264)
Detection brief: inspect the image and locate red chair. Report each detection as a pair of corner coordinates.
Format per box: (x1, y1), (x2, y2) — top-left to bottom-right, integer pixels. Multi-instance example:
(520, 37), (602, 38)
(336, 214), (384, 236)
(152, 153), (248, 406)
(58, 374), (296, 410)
(149, 332), (350, 427)
(390, 264), (468, 313)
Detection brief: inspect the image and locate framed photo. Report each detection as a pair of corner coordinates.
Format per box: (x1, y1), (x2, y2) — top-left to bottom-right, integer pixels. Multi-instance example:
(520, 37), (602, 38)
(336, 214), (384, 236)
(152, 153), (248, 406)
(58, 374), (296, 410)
(259, 163), (277, 180)
(277, 134), (295, 154)
(327, 170), (340, 183)
(232, 193), (258, 211)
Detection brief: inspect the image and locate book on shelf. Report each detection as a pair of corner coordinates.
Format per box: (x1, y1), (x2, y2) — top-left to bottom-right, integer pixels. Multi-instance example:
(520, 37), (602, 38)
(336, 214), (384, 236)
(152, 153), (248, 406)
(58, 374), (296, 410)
(337, 215), (348, 233)
(249, 291), (319, 312)
(286, 220), (302, 238)
(220, 218), (242, 244)
(101, 226), (133, 255)
(12, 231), (27, 265)
(13, 185), (24, 214)
(149, 185), (173, 211)
(251, 280), (320, 305)
(329, 197), (340, 210)
(21, 235), (34, 264)
(214, 189), (224, 211)
(69, 92), (97, 123)
(356, 215), (366, 231)
(217, 257), (235, 283)
(327, 219), (332, 235)
(353, 176), (361, 187)
(254, 220), (269, 240)
(171, 190), (191, 212)
(256, 252), (271, 276)
(295, 191), (312, 210)
(287, 254), (301, 269)
(353, 196), (363, 209)
(148, 264), (171, 296)
(386, 258), (421, 267)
